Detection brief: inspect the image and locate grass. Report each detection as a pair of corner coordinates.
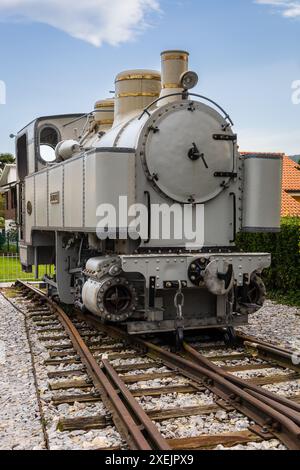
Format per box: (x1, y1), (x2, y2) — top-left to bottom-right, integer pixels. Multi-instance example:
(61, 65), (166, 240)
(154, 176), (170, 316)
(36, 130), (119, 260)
(268, 290), (300, 308)
(3, 288), (21, 298)
(0, 255), (54, 282)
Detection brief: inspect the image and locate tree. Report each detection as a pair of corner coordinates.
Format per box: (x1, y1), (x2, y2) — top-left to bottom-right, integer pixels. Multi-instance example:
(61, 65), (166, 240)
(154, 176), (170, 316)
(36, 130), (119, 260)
(0, 153), (15, 170)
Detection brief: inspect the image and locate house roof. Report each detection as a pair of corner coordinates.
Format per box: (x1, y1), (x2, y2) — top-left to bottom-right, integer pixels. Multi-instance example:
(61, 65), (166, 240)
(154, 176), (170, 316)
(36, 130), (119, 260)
(281, 190), (300, 217)
(241, 153), (300, 217)
(282, 155), (300, 191)
(281, 156), (300, 217)
(0, 164), (17, 188)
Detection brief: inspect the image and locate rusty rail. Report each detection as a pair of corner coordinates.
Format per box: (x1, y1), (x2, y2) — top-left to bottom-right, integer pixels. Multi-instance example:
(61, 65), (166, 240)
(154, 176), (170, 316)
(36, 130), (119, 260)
(14, 281), (300, 450)
(183, 342), (300, 420)
(236, 332), (296, 355)
(140, 340), (300, 450)
(243, 340), (300, 373)
(72, 309), (300, 449)
(101, 359), (170, 450)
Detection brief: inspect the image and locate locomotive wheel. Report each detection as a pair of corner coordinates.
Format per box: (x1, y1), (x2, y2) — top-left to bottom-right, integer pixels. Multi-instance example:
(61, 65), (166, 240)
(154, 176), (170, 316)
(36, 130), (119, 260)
(172, 327), (184, 352)
(224, 327), (237, 347)
(236, 273), (266, 315)
(244, 273), (266, 305)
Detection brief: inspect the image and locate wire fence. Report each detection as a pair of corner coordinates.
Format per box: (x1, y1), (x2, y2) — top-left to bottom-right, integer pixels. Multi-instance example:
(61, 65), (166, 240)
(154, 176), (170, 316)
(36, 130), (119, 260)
(0, 229), (19, 254)
(0, 253), (54, 283)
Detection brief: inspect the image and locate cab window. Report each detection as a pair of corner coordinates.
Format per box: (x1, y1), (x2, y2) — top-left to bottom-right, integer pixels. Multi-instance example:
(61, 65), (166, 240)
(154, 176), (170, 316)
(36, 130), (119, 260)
(39, 126), (60, 163)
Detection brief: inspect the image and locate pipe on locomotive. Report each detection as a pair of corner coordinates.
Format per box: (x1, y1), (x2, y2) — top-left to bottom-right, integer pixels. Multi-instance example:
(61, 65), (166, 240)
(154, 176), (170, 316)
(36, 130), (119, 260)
(159, 49), (189, 104)
(55, 50), (199, 157)
(94, 99), (115, 132)
(113, 50), (198, 125)
(68, 99), (115, 152)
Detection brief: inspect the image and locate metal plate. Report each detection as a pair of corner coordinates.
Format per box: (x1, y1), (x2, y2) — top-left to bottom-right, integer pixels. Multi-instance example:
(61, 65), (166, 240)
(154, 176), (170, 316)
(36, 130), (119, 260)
(140, 101), (234, 204)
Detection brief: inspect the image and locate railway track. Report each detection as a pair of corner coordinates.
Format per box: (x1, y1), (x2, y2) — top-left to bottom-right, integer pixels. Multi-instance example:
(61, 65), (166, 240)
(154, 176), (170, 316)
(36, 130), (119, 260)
(5, 281), (169, 451)
(2, 280), (300, 451)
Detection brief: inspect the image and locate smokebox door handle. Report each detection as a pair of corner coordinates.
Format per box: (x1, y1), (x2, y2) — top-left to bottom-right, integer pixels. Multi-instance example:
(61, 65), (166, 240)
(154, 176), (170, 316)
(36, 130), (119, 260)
(230, 192), (237, 244)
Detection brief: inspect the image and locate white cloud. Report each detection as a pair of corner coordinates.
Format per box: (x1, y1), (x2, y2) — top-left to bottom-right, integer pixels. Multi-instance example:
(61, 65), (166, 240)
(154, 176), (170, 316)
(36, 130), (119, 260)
(0, 0), (161, 46)
(255, 0), (300, 18)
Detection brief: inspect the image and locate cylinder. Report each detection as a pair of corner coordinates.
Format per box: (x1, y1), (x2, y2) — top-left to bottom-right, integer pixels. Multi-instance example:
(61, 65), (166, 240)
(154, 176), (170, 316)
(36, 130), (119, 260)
(160, 50), (189, 104)
(82, 277), (137, 322)
(114, 69), (161, 126)
(242, 153), (283, 233)
(94, 99), (115, 132)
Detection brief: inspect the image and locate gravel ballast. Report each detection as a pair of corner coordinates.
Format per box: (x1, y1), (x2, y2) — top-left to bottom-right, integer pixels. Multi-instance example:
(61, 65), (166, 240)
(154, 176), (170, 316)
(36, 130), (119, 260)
(1, 290), (299, 451)
(0, 293), (45, 450)
(239, 300), (300, 352)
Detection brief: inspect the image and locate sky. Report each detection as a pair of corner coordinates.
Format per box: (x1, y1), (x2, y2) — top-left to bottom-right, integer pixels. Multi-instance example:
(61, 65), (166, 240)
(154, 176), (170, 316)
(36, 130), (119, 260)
(0, 0), (300, 155)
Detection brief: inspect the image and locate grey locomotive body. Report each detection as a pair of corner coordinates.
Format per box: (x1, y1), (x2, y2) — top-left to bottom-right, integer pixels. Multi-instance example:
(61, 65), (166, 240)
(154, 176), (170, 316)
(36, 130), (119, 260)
(15, 50), (282, 339)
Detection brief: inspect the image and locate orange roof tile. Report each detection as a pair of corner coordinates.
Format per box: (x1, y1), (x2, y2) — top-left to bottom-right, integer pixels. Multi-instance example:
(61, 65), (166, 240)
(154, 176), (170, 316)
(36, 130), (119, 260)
(281, 190), (300, 217)
(282, 156), (300, 191)
(281, 156), (300, 216)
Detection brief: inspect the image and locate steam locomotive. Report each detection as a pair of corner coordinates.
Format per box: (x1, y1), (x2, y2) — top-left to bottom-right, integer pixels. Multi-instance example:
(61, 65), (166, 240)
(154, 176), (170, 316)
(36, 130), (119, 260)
(15, 50), (282, 343)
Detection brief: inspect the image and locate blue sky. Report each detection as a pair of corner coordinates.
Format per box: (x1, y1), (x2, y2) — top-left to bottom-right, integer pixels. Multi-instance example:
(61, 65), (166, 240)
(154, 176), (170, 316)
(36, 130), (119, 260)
(0, 0), (300, 154)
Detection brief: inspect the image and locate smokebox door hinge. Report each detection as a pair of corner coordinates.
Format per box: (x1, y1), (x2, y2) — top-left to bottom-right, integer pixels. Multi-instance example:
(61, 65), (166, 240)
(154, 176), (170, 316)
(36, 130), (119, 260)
(149, 125), (160, 134)
(213, 134), (237, 141)
(214, 172), (238, 178)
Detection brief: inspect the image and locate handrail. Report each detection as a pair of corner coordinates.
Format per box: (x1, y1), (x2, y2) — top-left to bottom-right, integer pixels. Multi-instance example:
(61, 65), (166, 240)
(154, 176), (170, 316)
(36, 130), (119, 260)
(229, 192), (237, 244)
(144, 191), (151, 244)
(139, 91), (234, 126)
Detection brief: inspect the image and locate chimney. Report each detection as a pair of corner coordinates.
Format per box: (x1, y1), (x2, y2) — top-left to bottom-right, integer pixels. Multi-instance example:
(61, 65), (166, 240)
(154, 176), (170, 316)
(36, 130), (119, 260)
(114, 70), (161, 126)
(160, 50), (189, 104)
(94, 99), (115, 132)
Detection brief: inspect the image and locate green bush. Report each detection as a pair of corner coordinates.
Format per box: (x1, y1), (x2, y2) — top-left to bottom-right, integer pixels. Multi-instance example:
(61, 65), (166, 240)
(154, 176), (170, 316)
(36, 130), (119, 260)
(0, 231), (6, 250)
(0, 230), (19, 254)
(237, 217), (300, 306)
